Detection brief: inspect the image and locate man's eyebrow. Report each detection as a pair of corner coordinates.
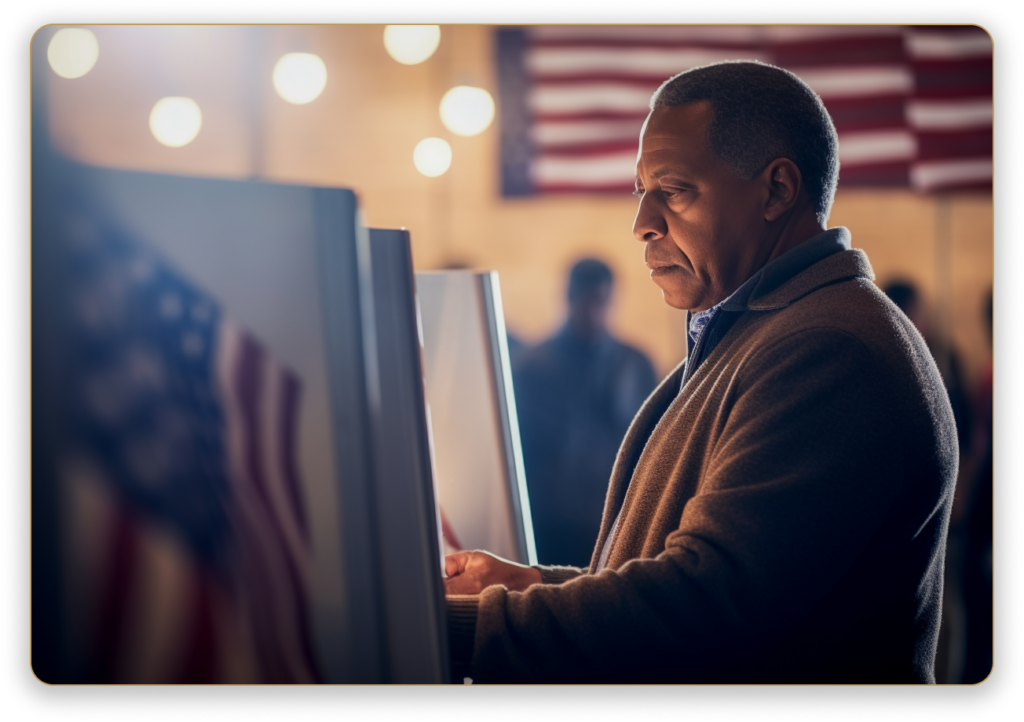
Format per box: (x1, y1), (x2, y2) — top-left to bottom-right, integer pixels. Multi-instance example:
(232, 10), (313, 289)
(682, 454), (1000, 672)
(636, 169), (693, 186)
(650, 168), (688, 180)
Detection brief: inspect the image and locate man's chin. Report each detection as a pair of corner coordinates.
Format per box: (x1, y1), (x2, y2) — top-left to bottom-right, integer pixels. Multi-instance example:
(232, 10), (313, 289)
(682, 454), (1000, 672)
(653, 279), (697, 310)
(659, 288), (696, 311)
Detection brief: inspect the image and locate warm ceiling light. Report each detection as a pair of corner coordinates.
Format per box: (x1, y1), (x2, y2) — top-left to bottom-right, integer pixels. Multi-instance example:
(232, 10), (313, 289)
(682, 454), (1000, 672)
(383, 25), (441, 65)
(439, 86), (495, 137)
(149, 97), (202, 148)
(47, 28), (99, 79)
(413, 137), (452, 177)
(273, 53), (328, 104)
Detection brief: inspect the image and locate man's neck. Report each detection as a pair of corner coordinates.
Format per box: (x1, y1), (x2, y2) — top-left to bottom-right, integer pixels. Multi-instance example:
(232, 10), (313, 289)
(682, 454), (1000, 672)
(759, 203), (826, 269)
(692, 205), (826, 314)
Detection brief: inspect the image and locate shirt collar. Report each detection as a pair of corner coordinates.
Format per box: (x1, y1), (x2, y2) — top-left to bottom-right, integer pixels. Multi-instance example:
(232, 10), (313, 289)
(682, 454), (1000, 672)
(687, 296), (728, 347)
(720, 226), (852, 312)
(684, 227), (851, 352)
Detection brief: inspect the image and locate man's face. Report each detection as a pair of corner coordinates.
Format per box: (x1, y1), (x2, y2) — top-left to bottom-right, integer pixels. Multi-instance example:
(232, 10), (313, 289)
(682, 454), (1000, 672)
(633, 101), (770, 312)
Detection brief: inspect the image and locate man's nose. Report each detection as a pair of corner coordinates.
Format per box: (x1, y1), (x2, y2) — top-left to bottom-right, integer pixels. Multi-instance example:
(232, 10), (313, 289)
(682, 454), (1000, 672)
(632, 194), (667, 243)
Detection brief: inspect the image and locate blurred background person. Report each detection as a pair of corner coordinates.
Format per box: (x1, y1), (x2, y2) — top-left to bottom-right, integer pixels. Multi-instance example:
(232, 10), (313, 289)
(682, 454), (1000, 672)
(880, 276), (974, 680)
(513, 258), (657, 567)
(959, 287), (993, 683)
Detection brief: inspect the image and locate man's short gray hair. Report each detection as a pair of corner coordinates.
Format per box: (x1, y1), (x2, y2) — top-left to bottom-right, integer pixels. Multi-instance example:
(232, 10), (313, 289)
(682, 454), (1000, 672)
(650, 61), (840, 226)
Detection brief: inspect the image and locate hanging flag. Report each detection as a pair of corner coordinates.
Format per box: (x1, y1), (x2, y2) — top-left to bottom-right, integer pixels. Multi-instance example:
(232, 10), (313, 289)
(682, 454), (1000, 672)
(438, 505), (463, 555)
(55, 198), (321, 683)
(496, 25), (991, 196)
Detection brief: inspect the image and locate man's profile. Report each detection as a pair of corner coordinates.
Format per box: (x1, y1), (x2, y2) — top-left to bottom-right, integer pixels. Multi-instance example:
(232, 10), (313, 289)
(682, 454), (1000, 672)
(444, 61), (957, 684)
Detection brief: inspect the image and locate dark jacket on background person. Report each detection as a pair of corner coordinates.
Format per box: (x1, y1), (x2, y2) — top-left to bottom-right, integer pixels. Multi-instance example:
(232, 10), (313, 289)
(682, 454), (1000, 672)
(514, 326), (657, 567)
(447, 228), (958, 683)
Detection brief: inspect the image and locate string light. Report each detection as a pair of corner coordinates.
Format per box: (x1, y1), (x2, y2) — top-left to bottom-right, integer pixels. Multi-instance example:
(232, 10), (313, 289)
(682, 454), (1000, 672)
(413, 138), (452, 177)
(273, 53), (328, 104)
(439, 86), (495, 137)
(149, 97), (202, 148)
(47, 28), (99, 79)
(383, 25), (441, 65)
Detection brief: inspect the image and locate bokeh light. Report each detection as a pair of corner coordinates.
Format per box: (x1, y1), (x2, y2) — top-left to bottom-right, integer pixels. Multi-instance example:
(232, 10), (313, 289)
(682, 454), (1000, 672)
(383, 25), (441, 65)
(413, 138), (452, 177)
(149, 97), (202, 148)
(273, 53), (328, 104)
(47, 28), (99, 79)
(439, 86), (495, 137)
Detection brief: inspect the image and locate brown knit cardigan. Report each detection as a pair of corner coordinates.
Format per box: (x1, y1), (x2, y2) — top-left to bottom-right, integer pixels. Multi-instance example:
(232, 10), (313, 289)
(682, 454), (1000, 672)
(448, 229), (958, 684)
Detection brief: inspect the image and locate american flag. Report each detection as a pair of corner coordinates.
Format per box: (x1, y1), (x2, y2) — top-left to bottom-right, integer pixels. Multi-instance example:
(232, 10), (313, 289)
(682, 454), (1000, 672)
(496, 25), (992, 195)
(54, 200), (321, 683)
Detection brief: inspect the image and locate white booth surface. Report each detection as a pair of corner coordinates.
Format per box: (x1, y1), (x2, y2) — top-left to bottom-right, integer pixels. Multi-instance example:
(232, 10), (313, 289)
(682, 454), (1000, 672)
(416, 271), (537, 566)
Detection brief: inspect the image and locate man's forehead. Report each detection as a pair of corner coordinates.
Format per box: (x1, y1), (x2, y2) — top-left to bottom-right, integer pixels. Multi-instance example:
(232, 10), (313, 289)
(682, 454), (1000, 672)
(643, 101), (708, 135)
(638, 101), (712, 154)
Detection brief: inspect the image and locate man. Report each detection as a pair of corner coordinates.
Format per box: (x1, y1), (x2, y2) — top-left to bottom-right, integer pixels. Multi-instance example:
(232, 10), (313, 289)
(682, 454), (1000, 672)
(882, 279), (972, 448)
(514, 258), (657, 567)
(444, 61), (957, 684)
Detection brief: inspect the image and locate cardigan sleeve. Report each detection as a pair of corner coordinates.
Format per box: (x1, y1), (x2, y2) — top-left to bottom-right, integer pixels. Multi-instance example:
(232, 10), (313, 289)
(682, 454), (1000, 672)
(534, 564), (585, 585)
(446, 595), (480, 681)
(463, 327), (927, 683)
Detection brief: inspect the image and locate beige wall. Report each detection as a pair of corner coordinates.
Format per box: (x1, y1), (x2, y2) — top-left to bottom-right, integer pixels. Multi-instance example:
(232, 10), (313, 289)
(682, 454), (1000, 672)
(44, 23), (994, 386)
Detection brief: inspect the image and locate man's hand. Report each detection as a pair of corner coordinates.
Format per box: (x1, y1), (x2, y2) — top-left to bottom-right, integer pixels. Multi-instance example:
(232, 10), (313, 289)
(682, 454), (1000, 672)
(444, 550), (543, 595)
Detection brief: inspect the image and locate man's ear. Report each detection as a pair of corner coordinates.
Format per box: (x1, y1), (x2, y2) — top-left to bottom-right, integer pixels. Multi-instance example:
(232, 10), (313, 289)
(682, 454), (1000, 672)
(762, 158), (803, 222)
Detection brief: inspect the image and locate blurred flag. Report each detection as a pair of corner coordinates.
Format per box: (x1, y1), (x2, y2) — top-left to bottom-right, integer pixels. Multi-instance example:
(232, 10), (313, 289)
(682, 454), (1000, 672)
(438, 506), (463, 555)
(497, 25), (992, 195)
(56, 206), (320, 683)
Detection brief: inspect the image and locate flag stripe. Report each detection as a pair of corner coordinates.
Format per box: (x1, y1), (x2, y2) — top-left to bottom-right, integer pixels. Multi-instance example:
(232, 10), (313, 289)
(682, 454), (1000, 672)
(278, 373), (309, 544)
(439, 506), (463, 551)
(824, 95), (908, 132)
(784, 65), (914, 99)
(772, 37), (907, 66)
(94, 511), (142, 682)
(906, 99), (992, 129)
(527, 47), (768, 76)
(217, 320), (318, 683)
(911, 158), (992, 190)
(176, 569), (218, 683)
(529, 83), (657, 115)
(904, 28), (993, 59)
(838, 130), (917, 165)
(235, 328), (316, 682)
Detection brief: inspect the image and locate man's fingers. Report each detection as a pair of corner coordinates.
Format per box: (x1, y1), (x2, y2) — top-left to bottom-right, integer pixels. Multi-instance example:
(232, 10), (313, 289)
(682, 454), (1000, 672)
(445, 573), (482, 595)
(444, 551), (471, 578)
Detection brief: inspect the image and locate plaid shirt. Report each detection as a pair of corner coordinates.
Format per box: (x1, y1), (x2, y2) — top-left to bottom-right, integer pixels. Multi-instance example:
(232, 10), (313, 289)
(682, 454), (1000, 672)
(688, 301), (726, 349)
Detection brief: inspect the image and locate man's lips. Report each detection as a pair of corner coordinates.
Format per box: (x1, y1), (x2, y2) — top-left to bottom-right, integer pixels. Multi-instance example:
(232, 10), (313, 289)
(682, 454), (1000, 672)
(646, 262), (682, 277)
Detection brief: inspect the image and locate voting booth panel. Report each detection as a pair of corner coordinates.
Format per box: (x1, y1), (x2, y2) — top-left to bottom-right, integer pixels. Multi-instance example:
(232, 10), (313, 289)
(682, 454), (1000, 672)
(415, 271), (538, 566)
(366, 228), (450, 682)
(31, 154), (448, 682)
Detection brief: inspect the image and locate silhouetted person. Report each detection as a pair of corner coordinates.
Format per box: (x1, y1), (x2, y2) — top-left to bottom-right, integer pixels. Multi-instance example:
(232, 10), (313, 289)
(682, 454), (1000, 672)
(514, 258), (657, 567)
(960, 288), (992, 683)
(883, 280), (975, 683)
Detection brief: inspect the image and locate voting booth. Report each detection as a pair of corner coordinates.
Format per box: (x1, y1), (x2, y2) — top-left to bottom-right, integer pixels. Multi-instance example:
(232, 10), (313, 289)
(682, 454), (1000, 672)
(32, 153), (450, 683)
(31, 29), (538, 682)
